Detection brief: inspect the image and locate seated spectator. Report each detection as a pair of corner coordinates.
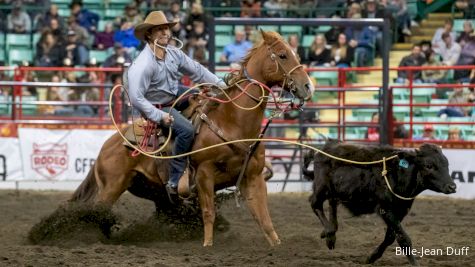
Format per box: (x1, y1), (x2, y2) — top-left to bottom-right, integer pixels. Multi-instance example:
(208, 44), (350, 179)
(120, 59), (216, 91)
(34, 4), (64, 32)
(186, 20), (208, 46)
(185, 2), (209, 34)
(455, 0), (475, 19)
(354, 26), (377, 67)
(325, 16), (345, 44)
(263, 0), (286, 18)
(241, 0), (262, 18)
(65, 30), (89, 66)
(7, 1), (32, 33)
(123, 2), (143, 26)
(453, 33), (475, 81)
(42, 74), (70, 115)
(102, 43), (131, 68)
(171, 19), (187, 41)
(431, 18), (456, 50)
(365, 112), (379, 141)
(447, 127), (463, 141)
(287, 34), (306, 63)
(220, 29), (253, 65)
(438, 87), (471, 118)
(414, 124), (437, 141)
(396, 44), (426, 83)
(419, 40), (432, 59)
(307, 34), (331, 66)
(113, 20), (140, 56)
(347, 2), (362, 19)
(93, 22), (115, 50)
(456, 20), (474, 46)
(21, 69), (38, 97)
(184, 36), (208, 66)
(361, 0), (393, 57)
(48, 17), (66, 40)
(67, 16), (90, 48)
(35, 30), (66, 67)
(386, 0), (412, 36)
(434, 32), (461, 66)
(330, 33), (354, 68)
(70, 0), (99, 33)
(422, 49), (447, 83)
(288, 0), (317, 18)
(185, 21), (208, 65)
(393, 116), (408, 138)
(165, 1), (186, 24)
(34, 4), (65, 32)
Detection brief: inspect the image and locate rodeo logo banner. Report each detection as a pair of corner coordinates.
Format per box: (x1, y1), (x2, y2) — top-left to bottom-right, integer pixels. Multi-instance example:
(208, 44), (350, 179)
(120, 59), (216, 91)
(31, 143), (69, 180)
(18, 128), (115, 181)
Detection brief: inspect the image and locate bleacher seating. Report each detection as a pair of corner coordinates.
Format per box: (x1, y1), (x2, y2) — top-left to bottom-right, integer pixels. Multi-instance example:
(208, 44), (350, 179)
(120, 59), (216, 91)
(89, 50), (110, 65)
(8, 49), (33, 66)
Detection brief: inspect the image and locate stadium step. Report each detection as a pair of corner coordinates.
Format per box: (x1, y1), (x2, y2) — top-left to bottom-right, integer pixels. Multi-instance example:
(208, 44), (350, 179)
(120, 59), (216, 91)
(409, 35), (434, 44)
(420, 19), (445, 28)
(427, 13), (453, 20)
(392, 43), (413, 50)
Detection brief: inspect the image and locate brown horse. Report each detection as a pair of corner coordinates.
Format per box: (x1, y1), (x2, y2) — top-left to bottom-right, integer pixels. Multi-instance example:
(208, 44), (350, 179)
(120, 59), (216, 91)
(70, 30), (314, 247)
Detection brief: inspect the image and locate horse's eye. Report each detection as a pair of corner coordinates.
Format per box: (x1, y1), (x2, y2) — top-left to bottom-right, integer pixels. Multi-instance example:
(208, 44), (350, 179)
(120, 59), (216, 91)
(279, 54), (287, 59)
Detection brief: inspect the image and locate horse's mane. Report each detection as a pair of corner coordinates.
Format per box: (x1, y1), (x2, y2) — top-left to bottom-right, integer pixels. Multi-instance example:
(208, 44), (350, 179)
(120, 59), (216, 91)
(224, 31), (284, 86)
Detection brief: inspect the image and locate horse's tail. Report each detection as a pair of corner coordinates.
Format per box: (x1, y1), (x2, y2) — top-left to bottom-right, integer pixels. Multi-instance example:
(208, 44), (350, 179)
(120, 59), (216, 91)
(70, 163), (99, 203)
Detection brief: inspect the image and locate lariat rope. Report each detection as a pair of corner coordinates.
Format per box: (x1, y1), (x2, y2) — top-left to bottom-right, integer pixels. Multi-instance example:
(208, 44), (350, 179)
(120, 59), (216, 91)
(108, 83), (413, 200)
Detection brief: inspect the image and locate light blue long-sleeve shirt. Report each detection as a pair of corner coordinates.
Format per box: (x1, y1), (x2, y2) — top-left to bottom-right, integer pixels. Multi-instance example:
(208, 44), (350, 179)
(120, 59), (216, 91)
(127, 44), (221, 123)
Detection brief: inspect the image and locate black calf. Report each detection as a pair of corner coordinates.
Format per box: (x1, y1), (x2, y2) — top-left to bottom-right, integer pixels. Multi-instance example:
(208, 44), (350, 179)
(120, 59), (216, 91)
(303, 141), (456, 266)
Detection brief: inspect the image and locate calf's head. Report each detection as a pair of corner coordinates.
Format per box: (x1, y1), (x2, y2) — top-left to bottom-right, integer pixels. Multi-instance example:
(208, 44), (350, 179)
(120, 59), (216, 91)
(415, 144), (456, 194)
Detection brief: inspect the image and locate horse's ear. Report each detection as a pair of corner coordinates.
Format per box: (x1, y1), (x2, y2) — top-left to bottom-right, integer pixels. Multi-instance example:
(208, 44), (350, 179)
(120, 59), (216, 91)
(260, 29), (274, 45)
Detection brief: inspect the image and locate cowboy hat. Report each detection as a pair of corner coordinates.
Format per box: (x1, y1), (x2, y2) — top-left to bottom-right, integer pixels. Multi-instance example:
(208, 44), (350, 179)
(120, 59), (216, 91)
(134, 11), (177, 41)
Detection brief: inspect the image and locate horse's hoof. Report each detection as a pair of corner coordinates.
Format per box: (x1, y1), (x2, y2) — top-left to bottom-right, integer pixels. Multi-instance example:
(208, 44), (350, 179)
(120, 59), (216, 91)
(203, 241), (213, 247)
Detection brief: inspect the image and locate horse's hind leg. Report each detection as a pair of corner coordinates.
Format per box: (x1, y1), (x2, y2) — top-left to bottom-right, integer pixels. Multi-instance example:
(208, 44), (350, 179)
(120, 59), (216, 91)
(241, 173), (281, 246)
(95, 173), (132, 207)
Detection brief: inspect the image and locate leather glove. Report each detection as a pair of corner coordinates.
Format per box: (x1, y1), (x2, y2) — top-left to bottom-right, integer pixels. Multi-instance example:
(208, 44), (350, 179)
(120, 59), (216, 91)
(216, 79), (228, 90)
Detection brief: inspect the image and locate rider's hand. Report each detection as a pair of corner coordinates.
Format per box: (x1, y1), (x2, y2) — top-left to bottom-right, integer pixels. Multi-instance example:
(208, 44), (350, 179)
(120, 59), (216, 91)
(161, 113), (174, 127)
(217, 79), (227, 90)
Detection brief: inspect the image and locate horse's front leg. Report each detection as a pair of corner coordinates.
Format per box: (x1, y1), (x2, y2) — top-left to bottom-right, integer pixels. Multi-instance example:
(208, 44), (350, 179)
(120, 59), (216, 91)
(241, 172), (281, 246)
(196, 163), (216, 247)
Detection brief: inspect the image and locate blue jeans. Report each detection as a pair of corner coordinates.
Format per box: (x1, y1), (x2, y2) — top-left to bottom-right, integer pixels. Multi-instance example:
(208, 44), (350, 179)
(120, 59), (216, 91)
(160, 86), (196, 187)
(437, 108), (465, 117)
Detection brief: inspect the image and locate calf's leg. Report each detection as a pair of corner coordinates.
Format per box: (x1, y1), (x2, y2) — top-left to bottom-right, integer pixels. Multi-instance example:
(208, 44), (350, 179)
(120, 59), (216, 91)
(366, 226), (396, 264)
(378, 209), (419, 266)
(309, 179), (335, 249)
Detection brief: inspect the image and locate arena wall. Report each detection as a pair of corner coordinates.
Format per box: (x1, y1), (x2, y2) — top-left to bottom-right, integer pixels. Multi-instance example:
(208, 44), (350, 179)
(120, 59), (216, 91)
(0, 127), (474, 199)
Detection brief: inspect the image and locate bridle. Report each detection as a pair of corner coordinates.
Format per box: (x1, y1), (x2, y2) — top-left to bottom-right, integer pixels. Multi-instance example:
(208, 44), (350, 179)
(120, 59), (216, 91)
(237, 38), (307, 111)
(267, 39), (304, 95)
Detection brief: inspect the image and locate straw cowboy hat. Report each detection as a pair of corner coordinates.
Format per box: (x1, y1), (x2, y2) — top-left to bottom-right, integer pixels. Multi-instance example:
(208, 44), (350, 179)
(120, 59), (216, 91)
(134, 11), (177, 41)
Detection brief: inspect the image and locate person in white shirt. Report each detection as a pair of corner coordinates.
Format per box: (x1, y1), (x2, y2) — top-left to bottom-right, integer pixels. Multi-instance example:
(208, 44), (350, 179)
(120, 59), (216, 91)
(434, 32), (461, 66)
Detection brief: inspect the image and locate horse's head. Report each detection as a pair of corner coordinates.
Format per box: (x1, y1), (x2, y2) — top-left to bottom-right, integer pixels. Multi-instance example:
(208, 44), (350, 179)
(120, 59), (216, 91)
(254, 30), (314, 102)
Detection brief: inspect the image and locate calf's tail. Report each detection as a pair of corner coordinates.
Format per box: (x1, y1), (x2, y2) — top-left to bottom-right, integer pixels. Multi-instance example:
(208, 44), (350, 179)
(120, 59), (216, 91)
(302, 149), (315, 180)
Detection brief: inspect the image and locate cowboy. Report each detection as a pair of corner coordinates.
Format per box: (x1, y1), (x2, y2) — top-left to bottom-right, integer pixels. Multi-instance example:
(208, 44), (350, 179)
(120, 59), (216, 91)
(127, 11), (227, 199)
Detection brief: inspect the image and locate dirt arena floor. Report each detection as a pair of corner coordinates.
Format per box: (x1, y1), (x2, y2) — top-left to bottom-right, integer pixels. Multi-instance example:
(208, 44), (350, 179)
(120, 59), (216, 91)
(0, 190), (474, 267)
